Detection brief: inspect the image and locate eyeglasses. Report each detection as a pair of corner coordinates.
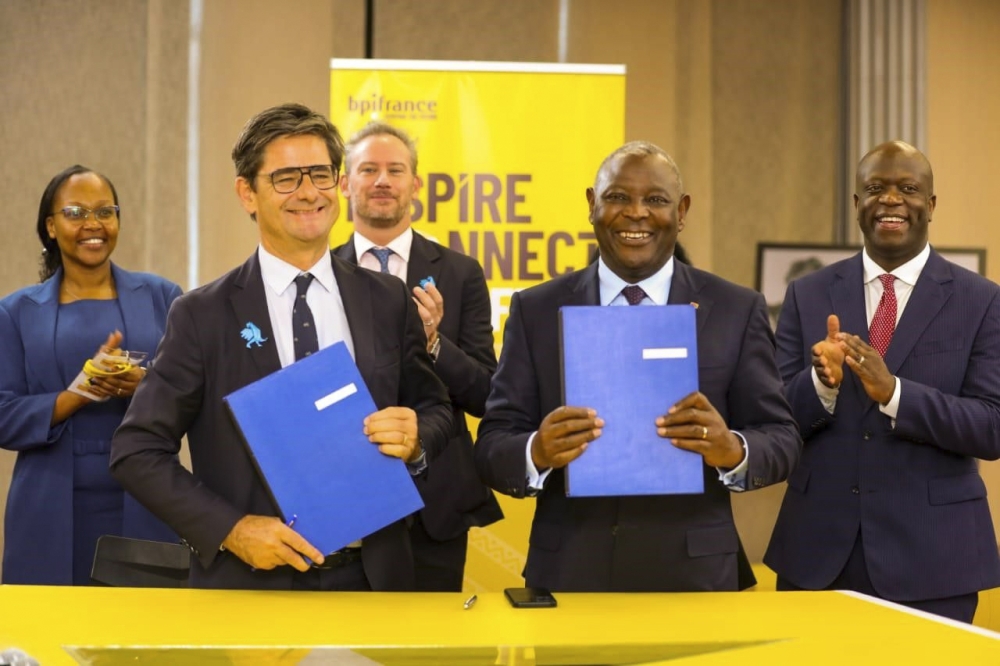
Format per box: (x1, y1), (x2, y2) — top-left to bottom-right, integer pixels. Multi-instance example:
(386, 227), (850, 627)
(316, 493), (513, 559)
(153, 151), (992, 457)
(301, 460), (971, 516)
(260, 164), (338, 194)
(53, 205), (120, 222)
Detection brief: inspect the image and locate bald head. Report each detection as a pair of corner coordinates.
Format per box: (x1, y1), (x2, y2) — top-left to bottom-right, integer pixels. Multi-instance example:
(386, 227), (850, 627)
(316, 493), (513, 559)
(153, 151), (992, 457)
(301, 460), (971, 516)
(854, 140), (936, 272)
(856, 141), (934, 196)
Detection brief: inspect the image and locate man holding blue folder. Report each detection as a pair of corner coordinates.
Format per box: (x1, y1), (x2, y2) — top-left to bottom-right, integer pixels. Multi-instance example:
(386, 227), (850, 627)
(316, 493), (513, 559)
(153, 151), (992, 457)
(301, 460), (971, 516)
(111, 103), (452, 591)
(476, 142), (800, 592)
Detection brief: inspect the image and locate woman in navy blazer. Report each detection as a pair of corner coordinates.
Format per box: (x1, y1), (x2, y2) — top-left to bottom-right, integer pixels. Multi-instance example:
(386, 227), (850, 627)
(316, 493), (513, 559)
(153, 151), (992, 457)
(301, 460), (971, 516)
(0, 165), (181, 584)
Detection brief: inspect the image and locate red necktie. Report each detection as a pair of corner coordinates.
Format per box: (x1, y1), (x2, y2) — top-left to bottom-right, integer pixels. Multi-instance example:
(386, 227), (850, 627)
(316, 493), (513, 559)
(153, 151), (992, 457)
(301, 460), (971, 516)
(869, 274), (897, 357)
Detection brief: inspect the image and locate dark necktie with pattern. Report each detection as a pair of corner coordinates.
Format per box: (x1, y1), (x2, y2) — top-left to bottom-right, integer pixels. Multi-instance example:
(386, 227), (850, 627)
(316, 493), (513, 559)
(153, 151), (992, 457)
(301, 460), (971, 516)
(621, 285), (647, 306)
(369, 247), (393, 274)
(869, 273), (897, 357)
(292, 273), (318, 361)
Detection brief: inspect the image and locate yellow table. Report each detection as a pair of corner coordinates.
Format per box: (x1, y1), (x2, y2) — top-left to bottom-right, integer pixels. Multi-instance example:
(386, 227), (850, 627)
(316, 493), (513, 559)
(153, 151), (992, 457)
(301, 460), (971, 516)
(1, 586), (998, 664)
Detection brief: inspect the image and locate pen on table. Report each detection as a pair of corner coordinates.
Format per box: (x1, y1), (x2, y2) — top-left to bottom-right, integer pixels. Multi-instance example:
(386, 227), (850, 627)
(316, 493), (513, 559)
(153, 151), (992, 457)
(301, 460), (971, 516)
(463, 594), (477, 610)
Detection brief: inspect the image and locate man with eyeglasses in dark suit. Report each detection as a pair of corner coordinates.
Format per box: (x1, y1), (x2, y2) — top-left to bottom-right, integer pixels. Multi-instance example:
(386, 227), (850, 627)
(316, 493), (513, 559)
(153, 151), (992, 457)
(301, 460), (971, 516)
(111, 103), (452, 591)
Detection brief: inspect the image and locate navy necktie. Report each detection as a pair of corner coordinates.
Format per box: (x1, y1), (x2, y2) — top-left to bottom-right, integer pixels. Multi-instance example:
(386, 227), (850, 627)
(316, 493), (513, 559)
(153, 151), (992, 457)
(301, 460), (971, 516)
(292, 273), (318, 361)
(369, 247), (393, 274)
(621, 285), (647, 305)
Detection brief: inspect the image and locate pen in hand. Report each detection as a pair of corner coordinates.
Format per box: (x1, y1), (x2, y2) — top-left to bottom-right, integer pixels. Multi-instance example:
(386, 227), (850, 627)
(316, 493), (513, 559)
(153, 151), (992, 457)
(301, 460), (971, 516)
(250, 514), (298, 573)
(463, 594), (477, 610)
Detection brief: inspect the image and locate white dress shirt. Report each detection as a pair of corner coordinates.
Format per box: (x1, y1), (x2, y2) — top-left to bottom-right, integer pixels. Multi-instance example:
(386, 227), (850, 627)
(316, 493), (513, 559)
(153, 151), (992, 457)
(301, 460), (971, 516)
(353, 227), (415, 281)
(257, 245), (355, 367)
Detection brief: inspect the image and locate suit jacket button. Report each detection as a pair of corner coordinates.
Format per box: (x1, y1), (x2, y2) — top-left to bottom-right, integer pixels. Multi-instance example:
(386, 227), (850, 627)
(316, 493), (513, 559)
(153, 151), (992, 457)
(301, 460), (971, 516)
(752, 476), (764, 488)
(863, 431), (871, 440)
(851, 486), (860, 494)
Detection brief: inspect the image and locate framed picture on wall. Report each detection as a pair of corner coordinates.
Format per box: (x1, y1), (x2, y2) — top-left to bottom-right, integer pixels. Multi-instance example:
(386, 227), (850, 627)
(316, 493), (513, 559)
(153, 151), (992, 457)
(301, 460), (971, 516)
(755, 242), (987, 330)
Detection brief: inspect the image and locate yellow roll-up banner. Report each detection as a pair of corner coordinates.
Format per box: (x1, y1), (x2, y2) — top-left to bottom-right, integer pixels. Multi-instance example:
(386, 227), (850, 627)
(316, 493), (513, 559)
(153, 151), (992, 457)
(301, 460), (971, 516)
(330, 59), (625, 592)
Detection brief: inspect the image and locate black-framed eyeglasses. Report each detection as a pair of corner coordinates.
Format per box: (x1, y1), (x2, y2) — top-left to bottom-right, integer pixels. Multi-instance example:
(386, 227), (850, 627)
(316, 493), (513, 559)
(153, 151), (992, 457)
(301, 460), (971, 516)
(259, 164), (338, 194)
(53, 205), (120, 223)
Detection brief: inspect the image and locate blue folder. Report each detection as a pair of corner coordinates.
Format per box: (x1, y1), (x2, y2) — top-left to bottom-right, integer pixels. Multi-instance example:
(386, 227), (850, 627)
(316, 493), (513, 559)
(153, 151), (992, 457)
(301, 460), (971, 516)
(560, 305), (704, 497)
(224, 341), (423, 555)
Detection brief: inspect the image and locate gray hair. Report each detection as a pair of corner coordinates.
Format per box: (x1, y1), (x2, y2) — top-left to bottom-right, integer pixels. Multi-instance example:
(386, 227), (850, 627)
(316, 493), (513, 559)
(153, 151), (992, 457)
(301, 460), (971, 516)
(594, 141), (684, 193)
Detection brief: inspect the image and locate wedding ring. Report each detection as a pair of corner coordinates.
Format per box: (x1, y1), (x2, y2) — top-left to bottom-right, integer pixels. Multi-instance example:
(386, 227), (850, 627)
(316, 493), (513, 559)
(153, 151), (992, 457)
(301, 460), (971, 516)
(701, 426), (708, 440)
(423, 320), (433, 327)
(402, 435), (409, 448)
(858, 355), (866, 366)
(117, 388), (123, 396)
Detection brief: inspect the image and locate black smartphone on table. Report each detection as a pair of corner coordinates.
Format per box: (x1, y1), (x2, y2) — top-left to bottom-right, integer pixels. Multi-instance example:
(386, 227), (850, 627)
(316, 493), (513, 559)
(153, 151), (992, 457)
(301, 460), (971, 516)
(504, 587), (558, 608)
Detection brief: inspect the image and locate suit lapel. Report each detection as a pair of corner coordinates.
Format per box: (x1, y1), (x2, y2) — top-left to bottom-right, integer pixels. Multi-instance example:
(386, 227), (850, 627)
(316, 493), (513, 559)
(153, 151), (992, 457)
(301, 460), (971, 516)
(333, 236), (358, 265)
(668, 262), (711, 338)
(331, 253), (376, 372)
(229, 252), (282, 380)
(112, 264), (155, 353)
(830, 256), (868, 341)
(21, 273), (63, 392)
(828, 256), (871, 413)
(406, 233), (442, 291)
(568, 263), (600, 306)
(883, 250), (952, 373)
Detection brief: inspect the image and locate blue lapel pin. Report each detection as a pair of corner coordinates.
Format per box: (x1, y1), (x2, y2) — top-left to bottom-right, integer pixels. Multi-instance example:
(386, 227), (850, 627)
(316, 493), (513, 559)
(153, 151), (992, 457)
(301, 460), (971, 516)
(419, 276), (436, 289)
(240, 322), (268, 348)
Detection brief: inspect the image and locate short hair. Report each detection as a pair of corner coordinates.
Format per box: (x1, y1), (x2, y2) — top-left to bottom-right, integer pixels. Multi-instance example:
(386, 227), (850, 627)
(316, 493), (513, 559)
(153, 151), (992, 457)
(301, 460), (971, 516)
(856, 140), (934, 194)
(231, 103), (345, 189)
(36, 165), (120, 283)
(593, 141), (684, 193)
(344, 121), (419, 174)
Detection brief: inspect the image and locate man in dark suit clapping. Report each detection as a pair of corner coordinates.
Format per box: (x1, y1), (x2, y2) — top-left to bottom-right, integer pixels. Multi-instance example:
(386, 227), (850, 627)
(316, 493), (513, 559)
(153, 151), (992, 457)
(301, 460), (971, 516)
(765, 141), (1000, 622)
(335, 122), (503, 591)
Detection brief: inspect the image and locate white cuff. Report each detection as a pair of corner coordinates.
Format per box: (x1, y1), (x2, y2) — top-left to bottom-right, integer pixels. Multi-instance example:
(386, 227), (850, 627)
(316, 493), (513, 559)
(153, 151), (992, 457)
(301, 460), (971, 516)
(812, 367), (839, 414)
(525, 432), (552, 493)
(717, 431), (749, 492)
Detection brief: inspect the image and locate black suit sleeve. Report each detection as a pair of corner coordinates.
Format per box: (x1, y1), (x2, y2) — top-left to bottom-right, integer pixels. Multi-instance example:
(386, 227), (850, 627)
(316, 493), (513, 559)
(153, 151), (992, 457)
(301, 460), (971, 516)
(433, 259), (497, 417)
(474, 290), (537, 498)
(397, 280), (454, 461)
(727, 292), (802, 487)
(111, 295), (244, 569)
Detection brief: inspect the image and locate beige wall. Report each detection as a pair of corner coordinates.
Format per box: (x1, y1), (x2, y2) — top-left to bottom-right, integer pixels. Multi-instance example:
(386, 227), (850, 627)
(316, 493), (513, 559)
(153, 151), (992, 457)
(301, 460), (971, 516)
(927, 0), (1000, 543)
(1, 0), (997, 579)
(0, 0), (190, 580)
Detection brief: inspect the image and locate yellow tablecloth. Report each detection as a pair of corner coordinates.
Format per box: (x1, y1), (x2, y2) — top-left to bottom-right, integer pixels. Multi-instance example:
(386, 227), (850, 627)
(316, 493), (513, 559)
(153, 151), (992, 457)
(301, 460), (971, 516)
(1, 585), (998, 664)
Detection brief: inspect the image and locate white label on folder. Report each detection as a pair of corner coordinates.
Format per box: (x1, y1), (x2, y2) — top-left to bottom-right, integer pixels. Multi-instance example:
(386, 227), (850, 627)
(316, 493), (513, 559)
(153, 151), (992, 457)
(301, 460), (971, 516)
(642, 348), (689, 360)
(314, 383), (358, 411)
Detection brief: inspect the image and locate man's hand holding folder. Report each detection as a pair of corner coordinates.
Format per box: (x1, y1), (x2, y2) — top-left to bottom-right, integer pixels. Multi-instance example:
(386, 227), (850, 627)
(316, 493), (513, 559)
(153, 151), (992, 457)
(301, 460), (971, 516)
(530, 406), (604, 471)
(219, 403), (424, 572)
(363, 406), (422, 462)
(655, 391), (746, 470)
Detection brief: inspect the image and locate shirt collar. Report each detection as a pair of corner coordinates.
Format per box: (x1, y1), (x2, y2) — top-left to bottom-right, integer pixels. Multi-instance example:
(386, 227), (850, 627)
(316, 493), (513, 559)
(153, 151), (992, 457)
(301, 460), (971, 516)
(257, 244), (336, 296)
(862, 242), (930, 287)
(598, 256), (675, 305)
(353, 227), (414, 263)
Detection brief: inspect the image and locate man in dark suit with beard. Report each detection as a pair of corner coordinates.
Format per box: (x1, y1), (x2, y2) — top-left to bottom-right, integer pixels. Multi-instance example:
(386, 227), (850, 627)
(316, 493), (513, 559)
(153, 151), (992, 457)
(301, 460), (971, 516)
(475, 141), (800, 592)
(335, 121), (503, 591)
(111, 103), (452, 591)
